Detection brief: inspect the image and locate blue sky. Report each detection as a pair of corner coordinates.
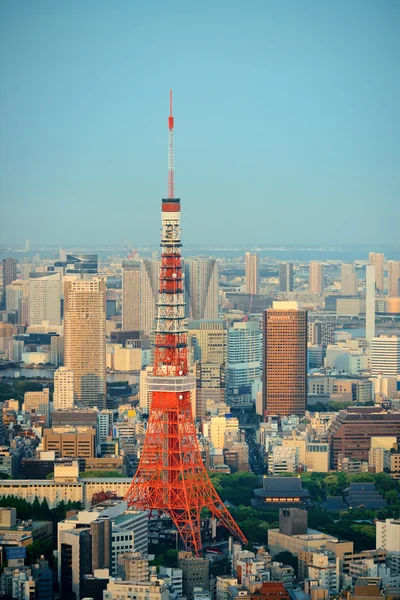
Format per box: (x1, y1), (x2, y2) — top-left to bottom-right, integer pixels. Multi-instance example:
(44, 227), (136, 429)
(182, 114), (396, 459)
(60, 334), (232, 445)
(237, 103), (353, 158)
(0, 0), (399, 247)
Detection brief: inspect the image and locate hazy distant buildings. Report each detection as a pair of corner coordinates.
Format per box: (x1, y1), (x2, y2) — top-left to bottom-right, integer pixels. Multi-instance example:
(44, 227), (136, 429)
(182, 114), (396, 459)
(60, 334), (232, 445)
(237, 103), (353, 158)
(309, 261), (324, 293)
(2, 258), (17, 307)
(263, 302), (307, 416)
(64, 278), (106, 408)
(122, 261), (140, 331)
(387, 260), (400, 297)
(6, 280), (29, 324)
(341, 263), (358, 296)
(55, 253), (98, 276)
(53, 367), (74, 411)
(279, 263), (294, 293)
(29, 272), (61, 327)
(369, 252), (384, 292)
(140, 259), (160, 337)
(366, 264), (376, 347)
(185, 258), (219, 319)
(245, 252), (260, 295)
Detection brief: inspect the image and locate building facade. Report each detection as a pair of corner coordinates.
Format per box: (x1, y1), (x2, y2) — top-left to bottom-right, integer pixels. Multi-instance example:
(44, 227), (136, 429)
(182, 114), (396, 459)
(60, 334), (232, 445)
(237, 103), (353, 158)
(245, 253), (260, 296)
(263, 302), (307, 416)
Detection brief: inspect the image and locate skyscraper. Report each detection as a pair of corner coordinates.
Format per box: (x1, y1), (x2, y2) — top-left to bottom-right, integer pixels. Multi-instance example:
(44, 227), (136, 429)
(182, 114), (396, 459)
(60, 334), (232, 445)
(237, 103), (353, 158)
(140, 259), (160, 337)
(309, 261), (324, 293)
(29, 272), (61, 326)
(2, 258), (17, 307)
(263, 301), (307, 416)
(53, 367), (74, 410)
(64, 277), (106, 408)
(341, 263), (358, 296)
(122, 261), (141, 331)
(185, 258), (219, 319)
(245, 252), (260, 295)
(387, 261), (400, 297)
(227, 320), (262, 400)
(279, 263), (293, 293)
(368, 252), (384, 292)
(366, 264), (376, 347)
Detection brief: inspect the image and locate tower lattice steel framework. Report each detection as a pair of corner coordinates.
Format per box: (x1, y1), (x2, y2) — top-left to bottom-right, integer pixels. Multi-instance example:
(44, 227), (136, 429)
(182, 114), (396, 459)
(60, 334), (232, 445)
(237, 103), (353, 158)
(125, 91), (247, 555)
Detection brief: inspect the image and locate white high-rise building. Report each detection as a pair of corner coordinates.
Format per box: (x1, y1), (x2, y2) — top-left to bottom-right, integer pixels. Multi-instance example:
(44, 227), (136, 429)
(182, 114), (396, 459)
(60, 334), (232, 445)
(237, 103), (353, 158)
(185, 258), (219, 320)
(227, 321), (262, 399)
(29, 272), (61, 326)
(369, 252), (384, 291)
(371, 336), (400, 376)
(97, 409), (113, 444)
(376, 519), (400, 552)
(245, 252), (259, 295)
(6, 280), (29, 312)
(309, 261), (324, 293)
(140, 259), (160, 337)
(366, 264), (376, 347)
(341, 263), (358, 296)
(53, 367), (74, 410)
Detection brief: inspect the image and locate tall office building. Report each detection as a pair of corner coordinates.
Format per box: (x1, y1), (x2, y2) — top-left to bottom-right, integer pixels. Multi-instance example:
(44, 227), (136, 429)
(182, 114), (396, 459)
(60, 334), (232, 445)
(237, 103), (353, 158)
(341, 263), (358, 296)
(245, 252), (260, 295)
(263, 301), (307, 416)
(371, 336), (400, 377)
(187, 319), (227, 363)
(122, 261), (141, 331)
(29, 272), (61, 326)
(2, 258), (17, 307)
(227, 321), (262, 399)
(140, 259), (160, 337)
(279, 263), (294, 293)
(369, 252), (384, 292)
(387, 261), (400, 297)
(185, 258), (219, 319)
(64, 278), (106, 408)
(309, 261), (324, 293)
(366, 264), (376, 347)
(53, 367), (74, 411)
(308, 321), (335, 346)
(5, 280), (29, 314)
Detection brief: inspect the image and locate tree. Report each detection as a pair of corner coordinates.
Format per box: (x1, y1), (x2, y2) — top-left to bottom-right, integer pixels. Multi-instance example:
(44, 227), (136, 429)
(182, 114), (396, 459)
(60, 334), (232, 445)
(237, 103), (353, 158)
(385, 490), (398, 505)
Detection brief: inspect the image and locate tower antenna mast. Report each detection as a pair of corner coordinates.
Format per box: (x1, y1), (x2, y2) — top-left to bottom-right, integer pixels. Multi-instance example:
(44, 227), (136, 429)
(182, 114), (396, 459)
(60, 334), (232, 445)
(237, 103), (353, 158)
(168, 89), (174, 199)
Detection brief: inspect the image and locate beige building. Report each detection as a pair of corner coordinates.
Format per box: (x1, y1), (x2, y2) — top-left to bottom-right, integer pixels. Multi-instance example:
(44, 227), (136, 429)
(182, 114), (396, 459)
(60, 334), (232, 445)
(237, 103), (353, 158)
(64, 277), (106, 408)
(309, 261), (324, 293)
(122, 261), (141, 331)
(268, 528), (338, 557)
(107, 344), (142, 371)
(104, 580), (169, 600)
(187, 320), (227, 364)
(23, 388), (50, 425)
(117, 552), (149, 580)
(210, 415), (239, 450)
(42, 427), (96, 458)
(369, 252), (384, 291)
(341, 263), (358, 296)
(53, 367), (74, 411)
(387, 260), (400, 297)
(0, 463), (130, 508)
(245, 252), (259, 295)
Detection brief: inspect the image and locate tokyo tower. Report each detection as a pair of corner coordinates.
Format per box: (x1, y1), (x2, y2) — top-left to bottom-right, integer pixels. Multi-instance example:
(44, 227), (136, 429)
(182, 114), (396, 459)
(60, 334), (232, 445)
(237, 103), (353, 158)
(125, 92), (247, 555)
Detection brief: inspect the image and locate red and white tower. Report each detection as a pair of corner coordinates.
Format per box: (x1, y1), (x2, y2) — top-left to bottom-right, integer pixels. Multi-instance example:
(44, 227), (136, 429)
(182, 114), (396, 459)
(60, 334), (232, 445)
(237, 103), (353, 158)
(125, 92), (247, 555)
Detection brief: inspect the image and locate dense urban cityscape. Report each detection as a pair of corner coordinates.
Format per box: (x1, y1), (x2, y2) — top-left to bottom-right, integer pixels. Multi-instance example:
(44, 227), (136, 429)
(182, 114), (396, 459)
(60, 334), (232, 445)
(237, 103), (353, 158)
(1, 2), (399, 600)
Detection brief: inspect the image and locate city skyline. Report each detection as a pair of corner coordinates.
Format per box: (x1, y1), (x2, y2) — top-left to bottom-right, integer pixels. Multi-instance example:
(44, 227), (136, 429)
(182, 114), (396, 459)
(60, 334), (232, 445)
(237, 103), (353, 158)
(1, 1), (399, 246)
